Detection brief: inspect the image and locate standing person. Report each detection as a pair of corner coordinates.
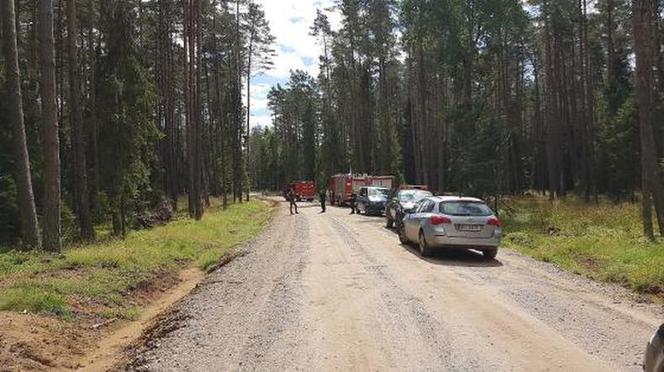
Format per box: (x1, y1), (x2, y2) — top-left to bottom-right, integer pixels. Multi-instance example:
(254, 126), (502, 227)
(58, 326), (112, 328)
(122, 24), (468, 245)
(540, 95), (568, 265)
(319, 190), (327, 213)
(349, 192), (357, 215)
(287, 188), (299, 215)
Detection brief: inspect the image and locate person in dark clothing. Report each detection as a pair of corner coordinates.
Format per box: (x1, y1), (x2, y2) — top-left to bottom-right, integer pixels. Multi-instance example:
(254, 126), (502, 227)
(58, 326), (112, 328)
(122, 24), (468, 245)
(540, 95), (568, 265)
(349, 193), (357, 214)
(319, 190), (327, 213)
(287, 188), (299, 215)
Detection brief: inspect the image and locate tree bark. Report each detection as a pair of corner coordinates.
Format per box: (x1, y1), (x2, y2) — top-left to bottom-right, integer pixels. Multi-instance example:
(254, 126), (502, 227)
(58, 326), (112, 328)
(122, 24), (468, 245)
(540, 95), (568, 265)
(185, 0), (203, 220)
(633, 0), (664, 238)
(158, 0), (178, 209)
(582, 0), (595, 201)
(246, 36), (253, 202)
(2, 0), (42, 250)
(543, 0), (563, 200)
(67, 0), (94, 239)
(87, 20), (100, 215)
(195, 0), (203, 216)
(607, 0), (617, 113)
(38, 0), (62, 252)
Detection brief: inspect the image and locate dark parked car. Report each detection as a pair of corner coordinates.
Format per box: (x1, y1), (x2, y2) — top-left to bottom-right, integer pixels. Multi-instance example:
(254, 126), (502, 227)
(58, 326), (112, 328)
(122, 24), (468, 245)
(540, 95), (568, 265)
(385, 189), (433, 228)
(356, 186), (390, 215)
(644, 323), (664, 372)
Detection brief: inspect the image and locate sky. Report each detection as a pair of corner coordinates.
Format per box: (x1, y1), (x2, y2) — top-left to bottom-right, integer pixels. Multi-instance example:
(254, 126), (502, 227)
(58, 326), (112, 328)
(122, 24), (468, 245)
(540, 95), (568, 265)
(248, 0), (342, 129)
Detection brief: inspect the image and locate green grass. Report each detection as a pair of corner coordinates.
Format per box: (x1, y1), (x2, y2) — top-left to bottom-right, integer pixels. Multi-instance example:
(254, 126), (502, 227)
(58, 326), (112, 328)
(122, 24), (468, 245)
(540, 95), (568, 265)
(99, 307), (142, 320)
(501, 196), (664, 294)
(0, 200), (273, 318)
(0, 286), (72, 319)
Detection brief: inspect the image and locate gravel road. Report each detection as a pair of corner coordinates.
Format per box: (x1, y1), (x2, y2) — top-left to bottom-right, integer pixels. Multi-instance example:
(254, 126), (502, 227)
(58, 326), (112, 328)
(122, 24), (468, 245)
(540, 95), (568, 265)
(129, 199), (664, 371)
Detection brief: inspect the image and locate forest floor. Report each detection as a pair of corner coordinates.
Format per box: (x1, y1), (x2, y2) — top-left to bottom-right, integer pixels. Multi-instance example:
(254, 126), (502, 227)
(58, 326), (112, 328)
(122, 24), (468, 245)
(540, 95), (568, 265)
(501, 195), (664, 300)
(127, 198), (662, 371)
(0, 198), (274, 370)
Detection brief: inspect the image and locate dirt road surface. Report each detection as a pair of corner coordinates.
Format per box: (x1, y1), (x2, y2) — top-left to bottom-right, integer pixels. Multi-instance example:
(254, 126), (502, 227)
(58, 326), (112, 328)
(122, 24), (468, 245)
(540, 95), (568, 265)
(129, 200), (663, 371)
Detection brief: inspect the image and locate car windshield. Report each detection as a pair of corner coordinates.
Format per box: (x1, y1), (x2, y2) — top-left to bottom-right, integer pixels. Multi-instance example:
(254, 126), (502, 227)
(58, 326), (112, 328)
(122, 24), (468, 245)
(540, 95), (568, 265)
(398, 190), (433, 202)
(368, 188), (389, 197)
(439, 201), (493, 216)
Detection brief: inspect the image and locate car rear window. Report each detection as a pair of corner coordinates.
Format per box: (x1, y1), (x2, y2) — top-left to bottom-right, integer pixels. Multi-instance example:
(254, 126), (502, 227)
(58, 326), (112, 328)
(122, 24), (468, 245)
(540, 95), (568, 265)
(369, 188), (389, 197)
(439, 201), (493, 216)
(398, 190), (432, 202)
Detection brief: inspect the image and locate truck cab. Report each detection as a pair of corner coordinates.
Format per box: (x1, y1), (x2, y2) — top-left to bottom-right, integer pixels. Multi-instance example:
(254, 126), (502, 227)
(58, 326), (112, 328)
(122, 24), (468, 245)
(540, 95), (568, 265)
(290, 181), (316, 202)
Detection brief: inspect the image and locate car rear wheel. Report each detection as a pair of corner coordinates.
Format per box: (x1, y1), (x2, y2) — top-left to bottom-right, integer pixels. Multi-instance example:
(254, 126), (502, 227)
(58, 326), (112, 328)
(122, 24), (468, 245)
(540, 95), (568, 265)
(483, 248), (498, 260)
(419, 231), (432, 257)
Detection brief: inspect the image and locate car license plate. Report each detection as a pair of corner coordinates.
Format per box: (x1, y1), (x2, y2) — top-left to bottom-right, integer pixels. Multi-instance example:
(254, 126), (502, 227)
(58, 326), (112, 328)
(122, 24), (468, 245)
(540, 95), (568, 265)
(456, 224), (482, 232)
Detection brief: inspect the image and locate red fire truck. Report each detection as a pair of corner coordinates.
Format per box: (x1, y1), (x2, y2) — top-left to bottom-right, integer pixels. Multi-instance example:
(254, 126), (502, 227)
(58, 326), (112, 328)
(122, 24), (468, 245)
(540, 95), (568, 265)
(290, 181), (316, 202)
(328, 174), (395, 205)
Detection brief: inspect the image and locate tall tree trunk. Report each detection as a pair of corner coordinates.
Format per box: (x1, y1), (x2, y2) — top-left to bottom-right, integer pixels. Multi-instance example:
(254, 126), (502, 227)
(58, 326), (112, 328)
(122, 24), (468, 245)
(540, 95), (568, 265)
(235, 0), (243, 203)
(38, 0), (62, 252)
(607, 0), (617, 114)
(533, 57), (546, 193)
(185, 0), (203, 219)
(582, 0), (595, 201)
(246, 34), (253, 202)
(543, 0), (562, 199)
(158, 0), (178, 209)
(211, 7), (227, 208)
(633, 0), (664, 238)
(416, 42), (427, 184)
(67, 0), (94, 239)
(195, 0), (203, 216)
(185, 0), (192, 215)
(2, 0), (42, 250)
(87, 23), (100, 216)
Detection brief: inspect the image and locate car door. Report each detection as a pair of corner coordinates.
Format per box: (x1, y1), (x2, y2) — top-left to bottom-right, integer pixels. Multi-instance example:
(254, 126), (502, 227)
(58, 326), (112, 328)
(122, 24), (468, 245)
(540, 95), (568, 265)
(414, 200), (437, 237)
(404, 199), (430, 240)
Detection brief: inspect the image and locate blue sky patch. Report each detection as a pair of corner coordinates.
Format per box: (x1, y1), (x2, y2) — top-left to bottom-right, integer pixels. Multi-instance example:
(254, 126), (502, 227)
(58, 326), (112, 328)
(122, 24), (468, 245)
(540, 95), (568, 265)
(302, 56), (315, 66)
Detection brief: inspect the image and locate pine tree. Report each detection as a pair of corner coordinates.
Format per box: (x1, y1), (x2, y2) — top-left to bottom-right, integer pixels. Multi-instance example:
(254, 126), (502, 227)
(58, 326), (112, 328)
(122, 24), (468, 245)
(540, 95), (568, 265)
(67, 0), (94, 239)
(38, 0), (62, 252)
(2, 0), (42, 250)
(633, 0), (664, 238)
(243, 1), (275, 201)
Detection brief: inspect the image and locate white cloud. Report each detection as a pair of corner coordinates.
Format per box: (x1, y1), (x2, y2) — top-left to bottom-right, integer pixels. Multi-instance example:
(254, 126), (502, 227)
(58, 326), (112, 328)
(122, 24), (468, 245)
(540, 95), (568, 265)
(251, 113), (272, 129)
(247, 0), (341, 128)
(251, 82), (273, 97)
(259, 0), (340, 78)
(251, 96), (269, 113)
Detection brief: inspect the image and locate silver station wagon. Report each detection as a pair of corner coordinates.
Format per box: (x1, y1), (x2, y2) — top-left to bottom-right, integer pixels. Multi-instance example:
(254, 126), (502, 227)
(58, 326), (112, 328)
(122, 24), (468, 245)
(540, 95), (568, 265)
(398, 196), (503, 259)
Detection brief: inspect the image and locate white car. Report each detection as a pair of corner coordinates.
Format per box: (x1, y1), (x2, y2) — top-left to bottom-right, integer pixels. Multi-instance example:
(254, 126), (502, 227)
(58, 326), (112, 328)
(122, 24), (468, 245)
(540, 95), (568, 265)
(398, 196), (503, 259)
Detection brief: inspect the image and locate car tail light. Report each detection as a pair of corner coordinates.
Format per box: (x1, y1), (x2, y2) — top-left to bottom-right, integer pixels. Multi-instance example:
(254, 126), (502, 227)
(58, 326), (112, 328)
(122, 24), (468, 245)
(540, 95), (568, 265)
(430, 215), (451, 225)
(487, 217), (502, 226)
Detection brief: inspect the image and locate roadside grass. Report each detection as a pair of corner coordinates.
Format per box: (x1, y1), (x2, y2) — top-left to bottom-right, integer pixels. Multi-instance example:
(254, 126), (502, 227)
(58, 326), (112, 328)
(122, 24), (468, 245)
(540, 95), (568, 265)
(501, 196), (664, 295)
(0, 200), (273, 318)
